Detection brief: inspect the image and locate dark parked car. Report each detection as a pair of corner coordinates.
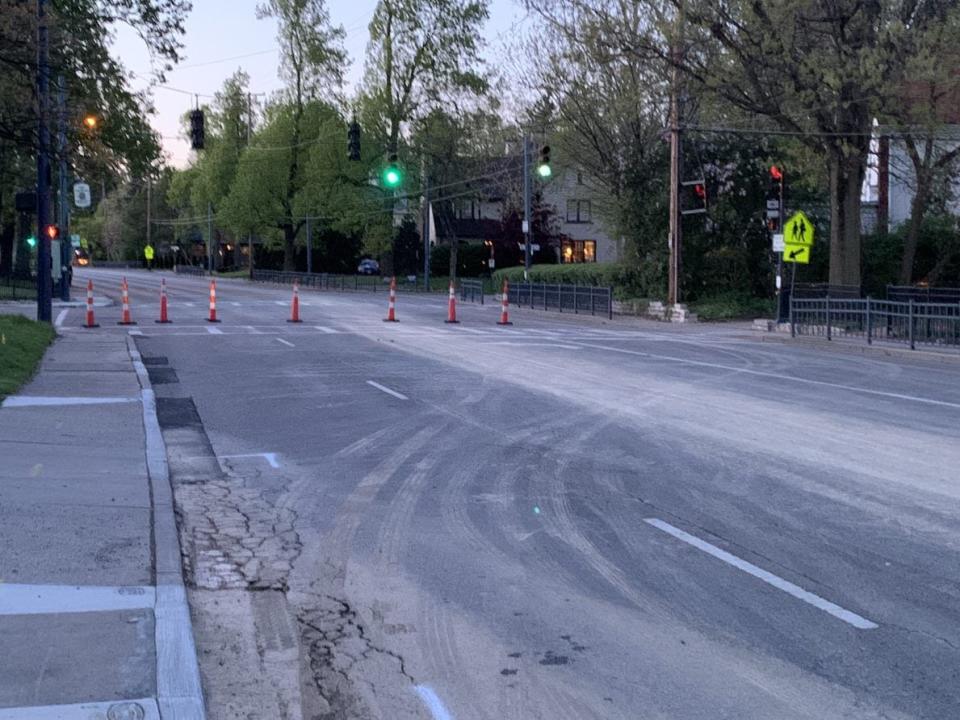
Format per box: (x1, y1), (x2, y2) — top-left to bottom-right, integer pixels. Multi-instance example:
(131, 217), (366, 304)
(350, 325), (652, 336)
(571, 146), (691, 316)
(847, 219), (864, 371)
(357, 258), (380, 275)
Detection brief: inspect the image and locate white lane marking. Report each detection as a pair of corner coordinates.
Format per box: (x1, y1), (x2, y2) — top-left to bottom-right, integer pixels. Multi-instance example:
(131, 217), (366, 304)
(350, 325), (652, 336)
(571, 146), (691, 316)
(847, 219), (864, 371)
(206, 326), (223, 335)
(414, 686), (454, 720)
(314, 325), (339, 334)
(129, 328), (144, 336)
(246, 325), (263, 334)
(2, 396), (138, 408)
(54, 309), (68, 327)
(230, 301), (242, 306)
(0, 583), (154, 615)
(274, 300), (287, 306)
(487, 341), (581, 350)
(572, 341), (960, 410)
(275, 337), (296, 348)
(0, 698), (161, 720)
(458, 327), (488, 335)
(218, 452), (281, 468)
(366, 380), (409, 400)
(644, 518), (878, 630)
(183, 302), (196, 307)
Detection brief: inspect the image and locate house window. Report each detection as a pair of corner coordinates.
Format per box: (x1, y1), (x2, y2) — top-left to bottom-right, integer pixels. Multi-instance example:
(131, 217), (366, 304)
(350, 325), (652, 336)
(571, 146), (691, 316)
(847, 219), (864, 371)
(561, 240), (597, 263)
(455, 199), (478, 220)
(566, 200), (591, 223)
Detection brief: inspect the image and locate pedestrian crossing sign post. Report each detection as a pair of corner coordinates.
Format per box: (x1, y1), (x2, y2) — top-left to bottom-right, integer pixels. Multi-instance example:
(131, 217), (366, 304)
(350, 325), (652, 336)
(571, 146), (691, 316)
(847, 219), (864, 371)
(783, 210), (814, 264)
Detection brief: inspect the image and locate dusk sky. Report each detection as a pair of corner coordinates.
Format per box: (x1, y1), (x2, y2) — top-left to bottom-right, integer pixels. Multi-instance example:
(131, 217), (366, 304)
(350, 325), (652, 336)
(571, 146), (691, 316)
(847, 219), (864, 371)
(111, 0), (529, 168)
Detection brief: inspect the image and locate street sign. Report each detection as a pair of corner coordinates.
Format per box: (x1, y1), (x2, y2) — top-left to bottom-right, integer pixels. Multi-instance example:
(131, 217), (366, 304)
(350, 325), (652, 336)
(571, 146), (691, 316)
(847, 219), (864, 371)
(772, 233), (785, 252)
(784, 211), (814, 246)
(766, 200), (780, 210)
(70, 234), (81, 248)
(74, 182), (91, 208)
(144, 244), (155, 261)
(783, 243), (810, 264)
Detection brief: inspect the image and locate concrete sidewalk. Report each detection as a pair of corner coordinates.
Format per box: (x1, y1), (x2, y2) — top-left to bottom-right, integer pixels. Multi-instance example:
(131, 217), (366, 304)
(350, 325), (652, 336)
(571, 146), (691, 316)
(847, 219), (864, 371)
(0, 329), (204, 719)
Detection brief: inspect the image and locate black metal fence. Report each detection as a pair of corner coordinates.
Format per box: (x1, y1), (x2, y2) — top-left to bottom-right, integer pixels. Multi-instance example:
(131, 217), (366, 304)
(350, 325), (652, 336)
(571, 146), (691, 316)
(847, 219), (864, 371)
(886, 285), (960, 303)
(0, 275), (35, 301)
(791, 297), (960, 351)
(252, 269), (394, 291)
(507, 282), (613, 319)
(459, 279), (484, 305)
(792, 283), (863, 299)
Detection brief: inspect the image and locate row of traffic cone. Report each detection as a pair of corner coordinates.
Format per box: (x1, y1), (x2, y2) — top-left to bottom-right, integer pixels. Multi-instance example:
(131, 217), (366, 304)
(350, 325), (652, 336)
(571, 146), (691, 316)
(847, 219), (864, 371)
(82, 276), (510, 328)
(381, 278), (513, 326)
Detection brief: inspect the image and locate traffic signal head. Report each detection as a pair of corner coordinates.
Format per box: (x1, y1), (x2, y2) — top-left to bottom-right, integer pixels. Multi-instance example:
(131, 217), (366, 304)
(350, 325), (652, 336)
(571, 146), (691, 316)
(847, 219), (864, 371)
(382, 154), (402, 188)
(189, 109), (205, 151)
(26, 236), (37, 248)
(770, 165), (783, 182)
(44, 224), (59, 241)
(347, 120), (361, 161)
(694, 183), (706, 201)
(83, 114), (98, 131)
(537, 145), (552, 178)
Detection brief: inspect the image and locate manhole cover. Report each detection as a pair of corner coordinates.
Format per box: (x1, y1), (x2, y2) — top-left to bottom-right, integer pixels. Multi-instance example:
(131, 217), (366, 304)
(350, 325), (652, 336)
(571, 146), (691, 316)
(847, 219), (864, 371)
(107, 702), (145, 720)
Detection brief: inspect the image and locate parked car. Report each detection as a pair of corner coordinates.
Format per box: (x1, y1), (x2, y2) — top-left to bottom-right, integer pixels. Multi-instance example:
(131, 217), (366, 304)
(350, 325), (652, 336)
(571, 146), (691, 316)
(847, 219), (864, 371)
(357, 258), (380, 275)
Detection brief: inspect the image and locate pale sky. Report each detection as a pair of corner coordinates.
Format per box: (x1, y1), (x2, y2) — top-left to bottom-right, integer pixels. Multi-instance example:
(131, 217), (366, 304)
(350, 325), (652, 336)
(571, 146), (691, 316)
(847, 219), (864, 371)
(111, 0), (530, 168)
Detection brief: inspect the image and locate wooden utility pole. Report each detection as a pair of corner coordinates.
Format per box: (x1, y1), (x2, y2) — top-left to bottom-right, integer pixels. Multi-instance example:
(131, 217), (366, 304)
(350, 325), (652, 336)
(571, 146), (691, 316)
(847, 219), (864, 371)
(667, 4), (684, 308)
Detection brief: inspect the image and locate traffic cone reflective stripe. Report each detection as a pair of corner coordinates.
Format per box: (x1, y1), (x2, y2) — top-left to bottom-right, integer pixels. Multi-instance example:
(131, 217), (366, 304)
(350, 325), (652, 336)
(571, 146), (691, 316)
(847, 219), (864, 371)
(383, 276), (398, 322)
(497, 280), (513, 325)
(445, 281), (459, 324)
(207, 279), (220, 323)
(118, 277), (136, 325)
(156, 278), (171, 323)
(287, 281), (302, 323)
(83, 279), (99, 328)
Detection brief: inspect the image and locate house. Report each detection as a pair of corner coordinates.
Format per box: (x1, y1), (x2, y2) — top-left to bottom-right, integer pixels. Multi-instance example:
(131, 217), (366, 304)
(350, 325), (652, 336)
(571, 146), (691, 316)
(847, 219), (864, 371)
(541, 168), (620, 264)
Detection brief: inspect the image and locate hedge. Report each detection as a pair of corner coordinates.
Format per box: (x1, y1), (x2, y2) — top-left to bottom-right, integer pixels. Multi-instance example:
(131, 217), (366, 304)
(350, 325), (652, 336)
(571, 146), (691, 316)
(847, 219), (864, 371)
(491, 263), (645, 300)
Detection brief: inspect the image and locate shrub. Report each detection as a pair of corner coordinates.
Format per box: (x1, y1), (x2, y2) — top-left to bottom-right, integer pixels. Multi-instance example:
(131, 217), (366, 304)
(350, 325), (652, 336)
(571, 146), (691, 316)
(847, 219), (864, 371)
(491, 262), (646, 300)
(690, 291), (774, 321)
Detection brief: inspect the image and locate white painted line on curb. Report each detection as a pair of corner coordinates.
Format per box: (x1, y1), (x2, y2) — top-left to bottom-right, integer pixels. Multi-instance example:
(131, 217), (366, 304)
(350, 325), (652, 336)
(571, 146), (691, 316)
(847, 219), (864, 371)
(54, 309), (69, 327)
(218, 452), (281, 468)
(314, 325), (339, 334)
(571, 341), (960, 410)
(0, 697), (161, 720)
(0, 584), (155, 615)
(644, 518), (878, 630)
(1, 396), (138, 408)
(414, 686), (454, 720)
(206, 326), (223, 335)
(275, 337), (295, 348)
(366, 380), (409, 400)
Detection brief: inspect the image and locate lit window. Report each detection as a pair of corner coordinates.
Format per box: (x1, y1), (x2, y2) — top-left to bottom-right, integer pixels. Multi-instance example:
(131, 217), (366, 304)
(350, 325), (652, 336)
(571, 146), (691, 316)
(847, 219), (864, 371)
(560, 240), (597, 263)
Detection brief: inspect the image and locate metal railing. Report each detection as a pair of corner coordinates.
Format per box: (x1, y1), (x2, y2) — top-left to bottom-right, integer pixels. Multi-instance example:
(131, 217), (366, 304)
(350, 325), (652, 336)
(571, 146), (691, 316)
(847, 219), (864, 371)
(508, 282), (613, 320)
(886, 285), (960, 303)
(792, 283), (862, 299)
(174, 265), (207, 277)
(791, 296), (960, 351)
(459, 279), (484, 305)
(0, 275), (35, 301)
(252, 269), (390, 291)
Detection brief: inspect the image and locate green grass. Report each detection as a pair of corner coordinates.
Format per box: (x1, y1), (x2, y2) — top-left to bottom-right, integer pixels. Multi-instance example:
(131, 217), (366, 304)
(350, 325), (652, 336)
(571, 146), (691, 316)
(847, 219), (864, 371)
(215, 269), (251, 278)
(690, 292), (775, 321)
(0, 315), (56, 400)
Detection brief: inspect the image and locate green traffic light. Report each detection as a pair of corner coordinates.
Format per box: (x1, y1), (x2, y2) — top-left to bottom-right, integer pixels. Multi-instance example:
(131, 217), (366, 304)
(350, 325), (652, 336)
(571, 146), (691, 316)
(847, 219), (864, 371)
(26, 236), (36, 248)
(383, 166), (402, 188)
(537, 163), (552, 178)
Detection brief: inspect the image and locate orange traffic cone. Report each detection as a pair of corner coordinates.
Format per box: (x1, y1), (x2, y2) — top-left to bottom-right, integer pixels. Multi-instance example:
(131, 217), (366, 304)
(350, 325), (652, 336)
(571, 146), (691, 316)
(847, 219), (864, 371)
(207, 279), (220, 323)
(445, 280), (459, 324)
(117, 277), (137, 325)
(83, 279), (99, 328)
(497, 280), (513, 325)
(287, 281), (302, 323)
(383, 276), (399, 322)
(156, 278), (171, 324)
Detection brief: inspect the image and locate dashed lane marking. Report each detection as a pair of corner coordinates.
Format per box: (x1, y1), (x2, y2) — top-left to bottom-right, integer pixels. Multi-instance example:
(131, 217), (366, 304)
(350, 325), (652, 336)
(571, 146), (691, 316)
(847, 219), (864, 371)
(366, 380), (409, 401)
(314, 325), (339, 334)
(206, 326), (223, 335)
(275, 337), (295, 348)
(644, 518), (878, 629)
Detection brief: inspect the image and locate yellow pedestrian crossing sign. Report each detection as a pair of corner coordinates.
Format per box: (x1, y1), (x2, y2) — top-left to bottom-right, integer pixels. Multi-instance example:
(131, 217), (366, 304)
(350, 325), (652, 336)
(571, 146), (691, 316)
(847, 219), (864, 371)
(784, 243), (810, 264)
(144, 244), (155, 261)
(784, 211), (814, 247)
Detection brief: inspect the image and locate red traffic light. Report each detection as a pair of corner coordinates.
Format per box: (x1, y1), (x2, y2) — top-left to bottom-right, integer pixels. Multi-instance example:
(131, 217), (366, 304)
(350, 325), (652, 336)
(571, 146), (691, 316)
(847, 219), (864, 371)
(770, 165), (783, 181)
(44, 224), (59, 240)
(694, 183), (706, 200)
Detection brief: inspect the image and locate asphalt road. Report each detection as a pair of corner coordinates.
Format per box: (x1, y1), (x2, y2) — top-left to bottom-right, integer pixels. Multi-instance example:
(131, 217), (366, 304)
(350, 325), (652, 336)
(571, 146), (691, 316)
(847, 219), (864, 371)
(67, 267), (960, 719)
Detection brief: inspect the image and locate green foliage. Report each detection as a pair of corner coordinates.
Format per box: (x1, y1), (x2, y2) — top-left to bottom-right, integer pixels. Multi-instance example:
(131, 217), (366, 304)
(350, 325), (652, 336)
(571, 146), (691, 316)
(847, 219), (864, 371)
(690, 292), (774, 321)
(429, 243), (489, 278)
(492, 262), (646, 299)
(0, 315), (56, 400)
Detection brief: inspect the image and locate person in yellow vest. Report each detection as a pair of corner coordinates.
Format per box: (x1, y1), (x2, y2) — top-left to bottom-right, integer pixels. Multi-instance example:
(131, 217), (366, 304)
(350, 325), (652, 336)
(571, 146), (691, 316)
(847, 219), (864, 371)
(144, 244), (155, 270)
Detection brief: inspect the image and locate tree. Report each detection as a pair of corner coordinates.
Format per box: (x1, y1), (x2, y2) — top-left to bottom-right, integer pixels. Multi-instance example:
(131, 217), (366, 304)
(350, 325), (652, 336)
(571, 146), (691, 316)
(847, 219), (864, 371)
(253, 0), (346, 269)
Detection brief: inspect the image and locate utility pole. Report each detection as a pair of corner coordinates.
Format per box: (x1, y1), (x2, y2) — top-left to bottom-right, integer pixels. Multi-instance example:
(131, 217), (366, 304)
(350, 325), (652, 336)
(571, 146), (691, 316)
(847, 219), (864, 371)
(57, 75), (70, 301)
(305, 216), (313, 274)
(523, 135), (532, 281)
(146, 176), (152, 263)
(667, 52), (682, 308)
(35, 0), (52, 322)
(247, 92), (254, 278)
(207, 202), (213, 272)
(423, 171), (430, 291)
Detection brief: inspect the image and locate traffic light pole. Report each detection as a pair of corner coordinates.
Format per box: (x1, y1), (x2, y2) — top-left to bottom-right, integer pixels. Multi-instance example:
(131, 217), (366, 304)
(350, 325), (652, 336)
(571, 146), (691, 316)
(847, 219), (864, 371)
(523, 135), (532, 281)
(57, 74), (70, 301)
(423, 172), (431, 291)
(35, 0), (52, 322)
(667, 56), (682, 308)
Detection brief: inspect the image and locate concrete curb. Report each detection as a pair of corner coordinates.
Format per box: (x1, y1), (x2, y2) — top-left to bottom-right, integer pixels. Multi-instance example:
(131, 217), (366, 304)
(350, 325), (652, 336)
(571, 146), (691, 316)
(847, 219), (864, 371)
(127, 336), (207, 720)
